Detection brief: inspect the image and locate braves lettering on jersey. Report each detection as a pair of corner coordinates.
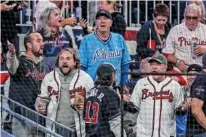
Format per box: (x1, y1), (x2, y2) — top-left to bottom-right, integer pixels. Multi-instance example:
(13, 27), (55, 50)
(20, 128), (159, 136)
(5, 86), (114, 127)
(83, 86), (120, 137)
(79, 32), (131, 85)
(131, 76), (184, 137)
(162, 23), (206, 66)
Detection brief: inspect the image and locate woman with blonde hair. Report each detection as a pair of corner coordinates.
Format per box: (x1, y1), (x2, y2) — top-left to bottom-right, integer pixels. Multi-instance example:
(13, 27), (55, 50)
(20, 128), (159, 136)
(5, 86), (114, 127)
(37, 7), (73, 71)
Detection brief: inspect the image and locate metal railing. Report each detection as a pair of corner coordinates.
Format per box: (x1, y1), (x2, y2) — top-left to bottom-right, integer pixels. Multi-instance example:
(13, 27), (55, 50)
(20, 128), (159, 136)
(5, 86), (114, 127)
(1, 94), (75, 137)
(17, 0), (189, 29)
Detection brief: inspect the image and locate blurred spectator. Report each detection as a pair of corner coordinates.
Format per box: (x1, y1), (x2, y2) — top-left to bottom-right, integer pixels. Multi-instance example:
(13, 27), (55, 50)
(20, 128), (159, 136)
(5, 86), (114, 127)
(136, 3), (171, 59)
(1, 1), (28, 55)
(123, 79), (138, 137)
(131, 53), (188, 137)
(82, 0), (126, 37)
(186, 53), (206, 136)
(186, 64), (202, 87)
(79, 10), (131, 85)
(37, 7), (73, 71)
(176, 64), (202, 137)
(162, 4), (206, 73)
(6, 32), (47, 137)
(0, 42), (11, 133)
(33, 0), (77, 31)
(139, 57), (152, 76)
(131, 1), (141, 24)
(83, 63), (126, 137)
(188, 0), (206, 23)
(35, 48), (93, 137)
(98, 0), (126, 37)
(0, 42), (9, 94)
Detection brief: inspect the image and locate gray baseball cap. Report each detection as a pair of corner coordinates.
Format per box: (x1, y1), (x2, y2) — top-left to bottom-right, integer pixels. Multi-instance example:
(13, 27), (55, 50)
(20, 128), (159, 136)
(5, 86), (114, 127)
(148, 53), (167, 65)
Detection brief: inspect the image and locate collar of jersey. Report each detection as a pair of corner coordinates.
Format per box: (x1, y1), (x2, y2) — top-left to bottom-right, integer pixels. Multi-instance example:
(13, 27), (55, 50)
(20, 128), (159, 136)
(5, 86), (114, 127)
(94, 32), (111, 45)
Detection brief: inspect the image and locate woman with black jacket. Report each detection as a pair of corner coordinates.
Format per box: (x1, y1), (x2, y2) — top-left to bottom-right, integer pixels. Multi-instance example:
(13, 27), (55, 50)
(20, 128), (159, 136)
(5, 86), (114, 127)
(136, 3), (171, 59)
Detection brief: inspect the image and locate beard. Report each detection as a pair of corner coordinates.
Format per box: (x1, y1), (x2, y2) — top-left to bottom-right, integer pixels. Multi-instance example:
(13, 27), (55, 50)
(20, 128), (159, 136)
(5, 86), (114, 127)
(60, 64), (72, 75)
(32, 48), (43, 57)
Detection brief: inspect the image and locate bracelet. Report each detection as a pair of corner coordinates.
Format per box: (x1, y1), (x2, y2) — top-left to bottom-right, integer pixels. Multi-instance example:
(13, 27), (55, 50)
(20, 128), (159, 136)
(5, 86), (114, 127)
(175, 59), (180, 66)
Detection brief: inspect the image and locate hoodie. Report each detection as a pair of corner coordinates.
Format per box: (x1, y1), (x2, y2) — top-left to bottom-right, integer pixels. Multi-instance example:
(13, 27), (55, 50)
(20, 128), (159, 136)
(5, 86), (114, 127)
(7, 52), (48, 115)
(136, 20), (171, 59)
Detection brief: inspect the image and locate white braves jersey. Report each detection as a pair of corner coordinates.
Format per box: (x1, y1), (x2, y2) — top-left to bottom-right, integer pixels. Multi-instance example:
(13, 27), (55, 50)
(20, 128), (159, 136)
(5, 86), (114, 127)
(162, 23), (206, 66)
(131, 76), (184, 137)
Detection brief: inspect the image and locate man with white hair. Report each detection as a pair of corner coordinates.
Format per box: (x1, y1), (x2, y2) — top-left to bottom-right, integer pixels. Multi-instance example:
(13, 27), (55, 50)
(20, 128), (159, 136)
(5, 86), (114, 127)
(162, 3), (206, 73)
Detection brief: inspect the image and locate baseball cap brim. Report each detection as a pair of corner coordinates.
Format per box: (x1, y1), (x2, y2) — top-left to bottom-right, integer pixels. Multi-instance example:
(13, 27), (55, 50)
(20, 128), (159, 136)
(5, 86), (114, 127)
(96, 13), (111, 19)
(148, 58), (165, 64)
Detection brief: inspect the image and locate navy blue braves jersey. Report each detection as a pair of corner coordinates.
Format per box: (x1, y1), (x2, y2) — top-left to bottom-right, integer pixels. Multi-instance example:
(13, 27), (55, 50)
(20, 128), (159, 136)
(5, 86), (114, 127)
(186, 71), (206, 136)
(83, 86), (121, 137)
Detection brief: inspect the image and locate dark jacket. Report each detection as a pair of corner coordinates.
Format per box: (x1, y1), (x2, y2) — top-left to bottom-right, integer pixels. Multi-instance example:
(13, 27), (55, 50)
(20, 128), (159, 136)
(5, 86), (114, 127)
(111, 12), (127, 37)
(1, 1), (20, 54)
(9, 55), (48, 115)
(38, 29), (73, 70)
(136, 20), (171, 59)
(39, 29), (73, 57)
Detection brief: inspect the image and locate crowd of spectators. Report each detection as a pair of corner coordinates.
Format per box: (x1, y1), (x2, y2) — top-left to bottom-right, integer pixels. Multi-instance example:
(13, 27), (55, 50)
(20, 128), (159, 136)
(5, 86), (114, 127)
(1, 0), (206, 137)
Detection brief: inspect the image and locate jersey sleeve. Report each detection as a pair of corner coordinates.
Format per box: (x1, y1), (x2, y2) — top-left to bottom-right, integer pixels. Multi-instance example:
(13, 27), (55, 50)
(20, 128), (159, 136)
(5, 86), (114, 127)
(174, 82), (184, 109)
(191, 76), (206, 101)
(121, 36), (131, 65)
(162, 27), (175, 54)
(79, 37), (88, 69)
(130, 80), (141, 109)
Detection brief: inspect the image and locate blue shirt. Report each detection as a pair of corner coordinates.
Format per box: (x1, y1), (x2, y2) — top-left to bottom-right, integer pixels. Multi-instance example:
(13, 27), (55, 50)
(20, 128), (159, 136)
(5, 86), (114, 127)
(79, 32), (131, 85)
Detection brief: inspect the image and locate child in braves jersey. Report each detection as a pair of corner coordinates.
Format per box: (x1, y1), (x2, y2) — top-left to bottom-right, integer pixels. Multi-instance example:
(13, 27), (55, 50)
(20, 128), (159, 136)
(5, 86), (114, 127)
(83, 63), (126, 137)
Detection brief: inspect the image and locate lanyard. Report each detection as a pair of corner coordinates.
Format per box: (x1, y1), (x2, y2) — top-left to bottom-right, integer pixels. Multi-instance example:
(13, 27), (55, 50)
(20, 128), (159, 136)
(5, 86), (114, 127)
(51, 31), (62, 49)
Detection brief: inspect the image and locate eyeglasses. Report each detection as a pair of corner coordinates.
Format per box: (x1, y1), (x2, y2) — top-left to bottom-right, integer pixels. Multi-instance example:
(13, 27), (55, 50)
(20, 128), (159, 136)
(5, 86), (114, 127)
(186, 16), (198, 21)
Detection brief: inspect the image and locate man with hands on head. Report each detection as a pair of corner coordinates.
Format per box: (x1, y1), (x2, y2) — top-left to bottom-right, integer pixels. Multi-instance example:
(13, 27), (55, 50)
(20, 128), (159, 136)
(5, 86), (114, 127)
(35, 48), (94, 137)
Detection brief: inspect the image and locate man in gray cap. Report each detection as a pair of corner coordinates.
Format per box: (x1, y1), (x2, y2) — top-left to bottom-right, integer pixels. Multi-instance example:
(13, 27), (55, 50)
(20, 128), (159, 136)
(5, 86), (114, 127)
(186, 53), (206, 137)
(131, 52), (188, 137)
